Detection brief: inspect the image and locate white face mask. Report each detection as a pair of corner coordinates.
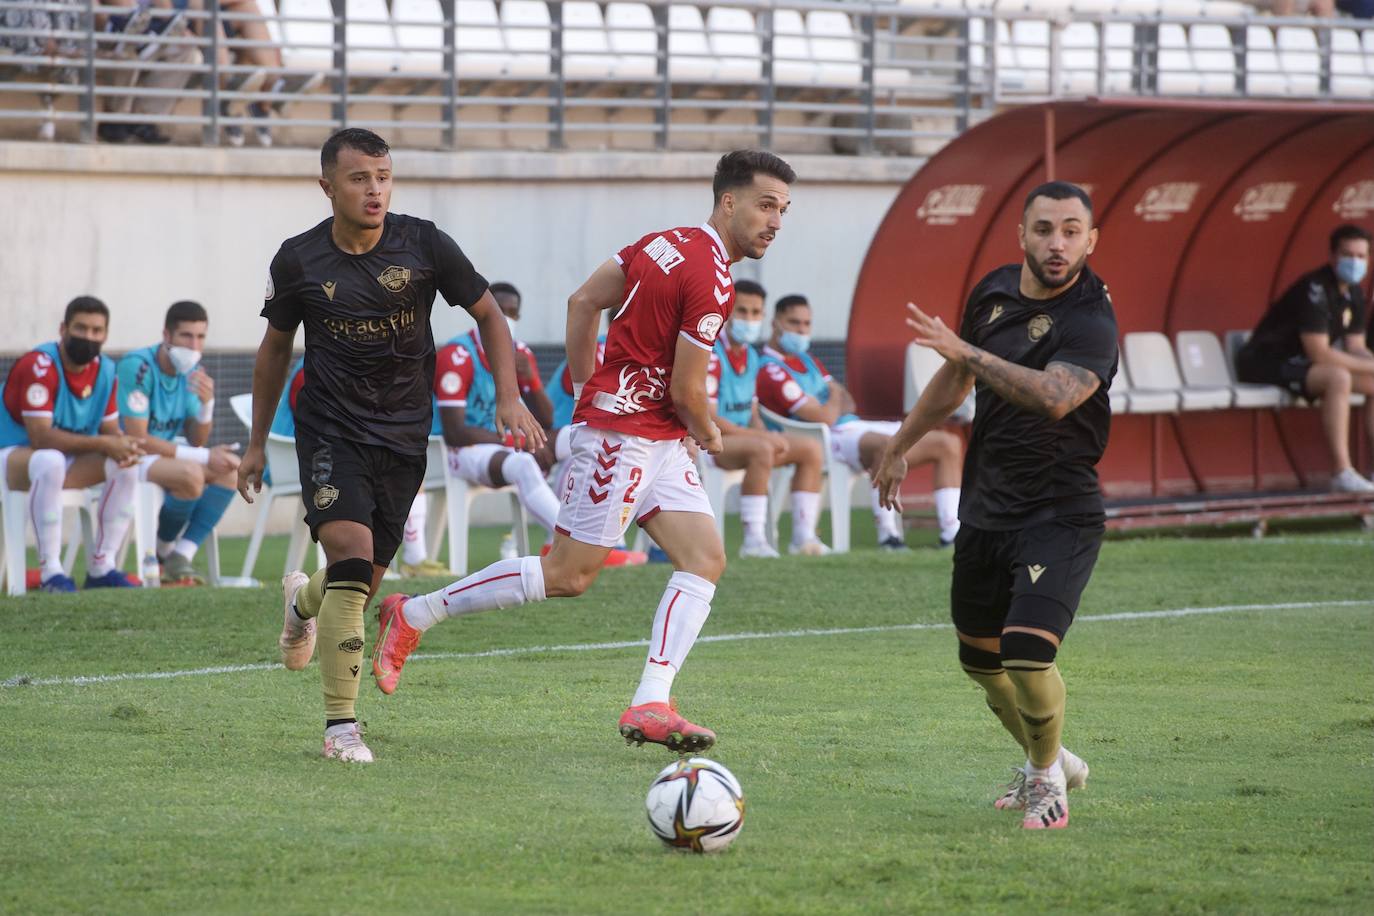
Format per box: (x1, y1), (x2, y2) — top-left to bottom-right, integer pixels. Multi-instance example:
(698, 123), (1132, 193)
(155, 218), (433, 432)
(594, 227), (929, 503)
(729, 319), (763, 346)
(167, 345), (201, 375)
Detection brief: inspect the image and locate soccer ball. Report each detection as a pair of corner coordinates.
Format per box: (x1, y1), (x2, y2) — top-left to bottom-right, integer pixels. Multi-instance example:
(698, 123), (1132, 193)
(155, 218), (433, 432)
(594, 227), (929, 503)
(644, 757), (745, 853)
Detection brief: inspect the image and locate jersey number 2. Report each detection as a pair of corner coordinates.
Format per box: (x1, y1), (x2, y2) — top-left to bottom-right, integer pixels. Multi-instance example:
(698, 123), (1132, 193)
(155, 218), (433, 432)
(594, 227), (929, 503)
(624, 466), (643, 503)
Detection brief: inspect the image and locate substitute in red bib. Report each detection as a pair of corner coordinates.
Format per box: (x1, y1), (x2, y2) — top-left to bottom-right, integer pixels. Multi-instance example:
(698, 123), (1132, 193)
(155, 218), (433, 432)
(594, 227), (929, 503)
(373, 150), (797, 753)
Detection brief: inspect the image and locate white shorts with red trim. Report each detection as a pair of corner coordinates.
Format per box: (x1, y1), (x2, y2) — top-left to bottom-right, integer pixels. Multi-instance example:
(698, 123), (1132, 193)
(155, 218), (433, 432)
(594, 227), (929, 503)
(445, 442), (511, 488)
(555, 426), (713, 548)
(829, 419), (901, 474)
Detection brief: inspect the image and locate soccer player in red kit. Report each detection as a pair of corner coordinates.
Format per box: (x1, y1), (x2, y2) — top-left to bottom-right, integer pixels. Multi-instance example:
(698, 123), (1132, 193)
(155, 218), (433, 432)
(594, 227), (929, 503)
(372, 150), (796, 752)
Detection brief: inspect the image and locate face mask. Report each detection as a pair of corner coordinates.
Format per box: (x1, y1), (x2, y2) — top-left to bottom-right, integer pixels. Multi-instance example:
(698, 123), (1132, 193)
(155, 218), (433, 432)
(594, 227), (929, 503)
(779, 330), (811, 355)
(167, 345), (201, 375)
(1335, 257), (1367, 286)
(729, 319), (763, 346)
(62, 335), (101, 365)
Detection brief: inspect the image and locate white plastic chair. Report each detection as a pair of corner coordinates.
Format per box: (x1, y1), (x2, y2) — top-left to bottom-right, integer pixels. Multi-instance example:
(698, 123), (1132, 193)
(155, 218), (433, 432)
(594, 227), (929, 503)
(278, 0), (336, 72)
(1123, 331), (1230, 411)
(1330, 29), (1374, 100)
(606, 3), (659, 79)
(772, 9), (817, 86)
(561, 1), (615, 80)
(807, 10), (862, 87)
(131, 480), (243, 587)
(903, 342), (975, 423)
(230, 393), (319, 581)
(501, 0), (553, 78)
(1276, 26), (1320, 97)
(1157, 23), (1202, 95)
(758, 405), (856, 554)
(345, 0), (401, 75)
(1175, 330), (1284, 410)
(440, 445), (530, 576)
(1, 479), (96, 596)
(668, 5), (715, 82)
(1245, 25), (1286, 96)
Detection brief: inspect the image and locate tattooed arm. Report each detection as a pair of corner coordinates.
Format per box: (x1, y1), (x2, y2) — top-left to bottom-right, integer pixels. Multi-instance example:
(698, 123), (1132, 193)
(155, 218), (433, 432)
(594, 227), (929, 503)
(904, 302), (1101, 422)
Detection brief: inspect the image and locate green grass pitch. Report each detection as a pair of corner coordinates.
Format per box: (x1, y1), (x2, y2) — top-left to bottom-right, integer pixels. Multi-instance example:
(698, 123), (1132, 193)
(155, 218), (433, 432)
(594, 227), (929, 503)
(2, 518), (1371, 914)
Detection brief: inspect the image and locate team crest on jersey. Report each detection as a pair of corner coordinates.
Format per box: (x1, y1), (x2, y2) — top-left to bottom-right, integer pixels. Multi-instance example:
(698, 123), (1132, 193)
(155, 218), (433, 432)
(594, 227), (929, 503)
(440, 371), (463, 395)
(378, 265), (411, 292)
(314, 484), (340, 509)
(697, 314), (723, 342)
(1027, 314), (1053, 342)
(264, 272), (275, 301)
(782, 380), (803, 402)
(126, 390), (150, 414)
(25, 382), (47, 408)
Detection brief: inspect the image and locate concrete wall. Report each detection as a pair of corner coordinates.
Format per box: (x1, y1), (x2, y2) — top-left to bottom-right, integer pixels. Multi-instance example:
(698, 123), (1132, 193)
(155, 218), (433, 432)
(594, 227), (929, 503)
(0, 144), (917, 352)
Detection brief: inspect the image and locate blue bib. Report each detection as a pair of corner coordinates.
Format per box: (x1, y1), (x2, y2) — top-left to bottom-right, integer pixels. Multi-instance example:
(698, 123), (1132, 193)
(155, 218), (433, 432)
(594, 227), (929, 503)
(269, 358), (304, 438)
(446, 331), (497, 433)
(760, 350), (857, 430)
(712, 341), (759, 427)
(0, 341), (116, 447)
(116, 344), (202, 442)
(549, 334), (605, 428)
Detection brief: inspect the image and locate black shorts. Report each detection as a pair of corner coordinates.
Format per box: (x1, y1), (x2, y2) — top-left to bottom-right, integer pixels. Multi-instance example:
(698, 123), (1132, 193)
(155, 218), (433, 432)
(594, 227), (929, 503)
(949, 515), (1105, 640)
(295, 429), (427, 568)
(1236, 350), (1311, 399)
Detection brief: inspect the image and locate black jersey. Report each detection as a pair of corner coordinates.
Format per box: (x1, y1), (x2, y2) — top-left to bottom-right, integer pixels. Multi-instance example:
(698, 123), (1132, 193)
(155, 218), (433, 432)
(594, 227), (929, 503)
(1241, 265), (1367, 366)
(261, 213), (488, 455)
(957, 264), (1118, 530)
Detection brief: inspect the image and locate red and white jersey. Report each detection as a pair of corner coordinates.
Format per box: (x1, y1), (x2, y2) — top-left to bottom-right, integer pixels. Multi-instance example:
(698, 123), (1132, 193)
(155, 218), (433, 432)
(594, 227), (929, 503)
(434, 332), (542, 408)
(756, 345), (831, 415)
(574, 223), (734, 439)
(2, 350), (118, 426)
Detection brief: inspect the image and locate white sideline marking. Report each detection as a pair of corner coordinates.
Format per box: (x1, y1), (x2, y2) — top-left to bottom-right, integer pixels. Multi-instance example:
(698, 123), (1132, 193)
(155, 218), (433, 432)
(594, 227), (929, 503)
(2, 598), (1369, 690)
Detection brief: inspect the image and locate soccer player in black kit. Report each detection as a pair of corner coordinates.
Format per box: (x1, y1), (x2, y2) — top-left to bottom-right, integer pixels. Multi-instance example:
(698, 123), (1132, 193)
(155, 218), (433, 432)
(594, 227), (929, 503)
(237, 128), (545, 763)
(874, 181), (1117, 830)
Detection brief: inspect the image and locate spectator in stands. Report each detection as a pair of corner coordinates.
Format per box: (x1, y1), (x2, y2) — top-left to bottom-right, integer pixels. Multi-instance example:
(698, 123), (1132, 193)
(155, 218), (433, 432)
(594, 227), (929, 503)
(1237, 224), (1374, 493)
(1335, 0), (1373, 18)
(116, 301), (240, 585)
(0, 296), (144, 591)
(99, 1), (201, 144)
(271, 358), (445, 577)
(705, 279), (830, 557)
(757, 294), (964, 550)
(1265, 1), (1336, 15)
(0, 0), (82, 140)
(187, 0), (322, 147)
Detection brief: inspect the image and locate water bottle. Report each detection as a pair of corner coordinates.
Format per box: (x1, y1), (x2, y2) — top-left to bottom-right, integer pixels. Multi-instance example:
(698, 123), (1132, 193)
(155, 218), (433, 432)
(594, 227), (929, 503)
(141, 551), (161, 589)
(499, 533), (517, 560)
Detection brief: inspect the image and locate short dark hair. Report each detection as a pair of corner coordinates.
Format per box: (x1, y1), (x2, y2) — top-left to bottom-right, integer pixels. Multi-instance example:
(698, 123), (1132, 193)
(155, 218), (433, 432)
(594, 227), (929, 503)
(64, 295), (108, 326)
(165, 300), (208, 331)
(735, 279), (767, 300)
(1023, 181), (1093, 219)
(713, 150), (797, 204)
(489, 282), (521, 302)
(321, 128), (390, 174)
(1330, 223), (1372, 253)
(775, 294), (810, 316)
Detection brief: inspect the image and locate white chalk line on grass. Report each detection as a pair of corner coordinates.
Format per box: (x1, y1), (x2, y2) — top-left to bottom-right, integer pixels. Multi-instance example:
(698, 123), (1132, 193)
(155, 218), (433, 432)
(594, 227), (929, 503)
(3, 598), (1369, 690)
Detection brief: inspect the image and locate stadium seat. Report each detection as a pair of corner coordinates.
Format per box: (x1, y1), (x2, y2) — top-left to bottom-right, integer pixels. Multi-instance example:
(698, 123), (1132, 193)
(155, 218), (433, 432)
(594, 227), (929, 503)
(1330, 29), (1374, 99)
(1124, 331), (1230, 411)
(668, 6), (715, 82)
(807, 10), (863, 87)
(758, 404), (856, 554)
(393, 0), (512, 79)
(706, 7), (762, 83)
(606, 3), (660, 79)
(772, 10), (819, 86)
(902, 342), (974, 423)
(1276, 27), (1320, 97)
(0, 480), (98, 597)
(501, 0), (553, 79)
(1009, 19), (1050, 95)
(229, 393), (319, 580)
(391, 0), (446, 77)
(1107, 363), (1128, 415)
(1157, 23), (1203, 95)
(1175, 330), (1285, 409)
(278, 0), (336, 72)
(345, 0), (402, 75)
(439, 443), (529, 576)
(1190, 22), (1239, 95)
(1245, 25), (1287, 96)
(1224, 329), (1304, 408)
(561, 2), (616, 81)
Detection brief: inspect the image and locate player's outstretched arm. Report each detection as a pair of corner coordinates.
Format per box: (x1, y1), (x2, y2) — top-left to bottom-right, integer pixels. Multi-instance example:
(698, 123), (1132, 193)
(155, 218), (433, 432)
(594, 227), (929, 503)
(471, 291), (546, 450)
(874, 359), (972, 510)
(238, 325), (294, 503)
(905, 302), (1098, 421)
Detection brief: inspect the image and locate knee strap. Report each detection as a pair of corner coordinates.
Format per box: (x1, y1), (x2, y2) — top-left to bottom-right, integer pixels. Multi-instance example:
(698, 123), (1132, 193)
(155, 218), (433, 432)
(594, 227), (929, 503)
(958, 641), (1003, 675)
(1000, 630), (1058, 671)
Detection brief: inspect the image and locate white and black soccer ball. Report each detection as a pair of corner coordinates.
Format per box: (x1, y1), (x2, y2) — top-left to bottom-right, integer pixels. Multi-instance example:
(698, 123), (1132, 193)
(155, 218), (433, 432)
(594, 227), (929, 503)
(644, 757), (745, 853)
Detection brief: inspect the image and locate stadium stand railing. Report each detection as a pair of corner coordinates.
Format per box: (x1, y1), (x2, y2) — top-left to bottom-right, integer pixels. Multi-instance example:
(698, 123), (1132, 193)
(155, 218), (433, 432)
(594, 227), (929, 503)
(1, 1), (1370, 153)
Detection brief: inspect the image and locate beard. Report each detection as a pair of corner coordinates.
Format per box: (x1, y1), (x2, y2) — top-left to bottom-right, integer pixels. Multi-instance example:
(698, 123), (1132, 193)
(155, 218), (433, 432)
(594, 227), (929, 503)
(1026, 249), (1088, 292)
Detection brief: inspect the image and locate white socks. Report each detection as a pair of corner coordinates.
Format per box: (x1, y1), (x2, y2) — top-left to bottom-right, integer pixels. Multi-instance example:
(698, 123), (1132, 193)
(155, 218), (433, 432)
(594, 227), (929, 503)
(935, 487), (961, 543)
(870, 486), (903, 541)
(1026, 757), (1065, 782)
(27, 449), (65, 578)
(503, 451), (561, 537)
(88, 458), (137, 577)
(631, 571), (715, 707)
(789, 490), (820, 546)
(402, 493), (428, 565)
(404, 556), (547, 632)
(173, 537), (199, 561)
(739, 494), (767, 546)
